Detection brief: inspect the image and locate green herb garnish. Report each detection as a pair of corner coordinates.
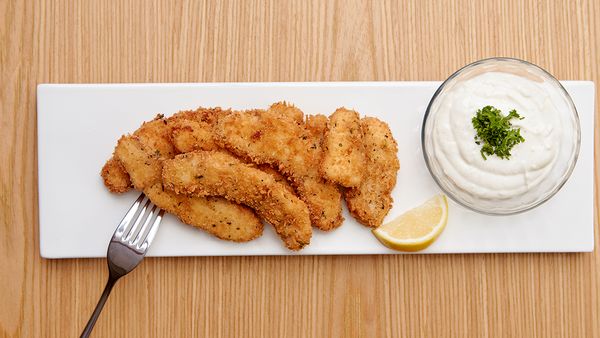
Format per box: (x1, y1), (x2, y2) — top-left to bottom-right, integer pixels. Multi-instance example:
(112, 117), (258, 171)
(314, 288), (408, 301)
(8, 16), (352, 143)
(471, 105), (525, 160)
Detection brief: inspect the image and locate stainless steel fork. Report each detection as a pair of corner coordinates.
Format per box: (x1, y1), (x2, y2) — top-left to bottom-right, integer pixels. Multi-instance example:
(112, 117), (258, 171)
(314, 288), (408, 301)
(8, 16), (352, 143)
(81, 193), (164, 338)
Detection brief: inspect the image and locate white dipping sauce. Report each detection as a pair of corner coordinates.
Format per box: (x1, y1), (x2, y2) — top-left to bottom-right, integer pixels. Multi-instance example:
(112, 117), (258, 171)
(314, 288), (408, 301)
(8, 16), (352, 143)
(430, 72), (563, 200)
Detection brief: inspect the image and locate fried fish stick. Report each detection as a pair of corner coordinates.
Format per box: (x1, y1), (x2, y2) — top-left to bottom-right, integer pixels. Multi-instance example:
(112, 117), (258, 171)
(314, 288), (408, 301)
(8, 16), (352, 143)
(101, 156), (132, 193)
(108, 112), (263, 242)
(345, 117), (400, 227)
(321, 108), (365, 187)
(162, 151), (312, 250)
(100, 115), (175, 192)
(215, 104), (343, 230)
(168, 109), (296, 194)
(299, 114), (345, 229)
(101, 109), (227, 192)
(144, 183), (263, 242)
(114, 134), (263, 242)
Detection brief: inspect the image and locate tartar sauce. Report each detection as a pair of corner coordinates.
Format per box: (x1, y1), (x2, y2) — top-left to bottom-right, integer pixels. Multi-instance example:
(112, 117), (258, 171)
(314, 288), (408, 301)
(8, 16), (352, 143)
(430, 72), (565, 201)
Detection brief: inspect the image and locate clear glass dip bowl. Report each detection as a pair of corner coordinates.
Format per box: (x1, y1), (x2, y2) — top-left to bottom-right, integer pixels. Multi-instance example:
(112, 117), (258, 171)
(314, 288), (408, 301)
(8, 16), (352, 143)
(422, 58), (580, 215)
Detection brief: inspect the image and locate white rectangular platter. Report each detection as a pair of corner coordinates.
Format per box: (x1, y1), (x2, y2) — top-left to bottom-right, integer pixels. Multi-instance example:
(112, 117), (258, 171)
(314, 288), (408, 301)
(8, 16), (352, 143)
(37, 81), (595, 258)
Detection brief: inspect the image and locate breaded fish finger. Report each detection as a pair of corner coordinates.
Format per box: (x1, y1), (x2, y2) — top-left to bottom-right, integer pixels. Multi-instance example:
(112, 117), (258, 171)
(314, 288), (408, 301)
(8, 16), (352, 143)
(168, 108), (296, 194)
(345, 117), (400, 227)
(144, 183), (263, 242)
(215, 103), (343, 230)
(100, 115), (175, 192)
(114, 133), (263, 242)
(299, 114), (345, 229)
(321, 108), (365, 187)
(162, 151), (312, 250)
(101, 109), (226, 192)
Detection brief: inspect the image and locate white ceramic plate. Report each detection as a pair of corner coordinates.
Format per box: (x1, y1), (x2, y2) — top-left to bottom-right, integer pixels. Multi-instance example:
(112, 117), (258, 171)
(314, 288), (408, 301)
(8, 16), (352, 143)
(37, 82), (595, 258)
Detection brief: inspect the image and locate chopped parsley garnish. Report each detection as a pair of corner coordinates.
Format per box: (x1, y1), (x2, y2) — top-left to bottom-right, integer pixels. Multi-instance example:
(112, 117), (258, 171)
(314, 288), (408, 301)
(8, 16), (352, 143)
(471, 105), (525, 160)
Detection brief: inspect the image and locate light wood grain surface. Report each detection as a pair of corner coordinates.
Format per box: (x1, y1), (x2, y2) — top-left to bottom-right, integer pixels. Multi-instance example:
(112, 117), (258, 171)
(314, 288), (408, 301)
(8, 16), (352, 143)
(1, 0), (598, 337)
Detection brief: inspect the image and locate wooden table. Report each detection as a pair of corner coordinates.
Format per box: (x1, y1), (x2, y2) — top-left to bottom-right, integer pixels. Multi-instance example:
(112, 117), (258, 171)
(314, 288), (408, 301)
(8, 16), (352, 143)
(1, 1), (598, 337)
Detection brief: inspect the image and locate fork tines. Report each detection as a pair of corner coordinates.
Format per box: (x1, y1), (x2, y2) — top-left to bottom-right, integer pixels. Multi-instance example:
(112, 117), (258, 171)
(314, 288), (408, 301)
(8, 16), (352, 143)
(113, 193), (164, 251)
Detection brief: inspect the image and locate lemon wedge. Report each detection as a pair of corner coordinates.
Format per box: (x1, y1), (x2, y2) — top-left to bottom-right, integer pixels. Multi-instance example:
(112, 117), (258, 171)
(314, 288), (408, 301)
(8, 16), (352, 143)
(373, 194), (448, 252)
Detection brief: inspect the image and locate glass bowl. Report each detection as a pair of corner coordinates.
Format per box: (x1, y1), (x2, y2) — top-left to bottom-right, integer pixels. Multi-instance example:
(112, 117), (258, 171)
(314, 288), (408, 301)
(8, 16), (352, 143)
(421, 57), (580, 215)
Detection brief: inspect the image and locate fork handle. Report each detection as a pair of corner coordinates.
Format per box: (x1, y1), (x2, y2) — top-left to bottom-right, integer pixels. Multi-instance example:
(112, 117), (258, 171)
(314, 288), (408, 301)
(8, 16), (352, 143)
(80, 278), (117, 338)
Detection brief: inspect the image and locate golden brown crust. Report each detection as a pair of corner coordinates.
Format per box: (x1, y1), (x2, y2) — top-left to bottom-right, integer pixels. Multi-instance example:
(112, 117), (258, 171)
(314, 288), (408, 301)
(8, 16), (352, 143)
(305, 114), (328, 136)
(168, 107), (230, 153)
(104, 110), (264, 242)
(101, 103), (399, 246)
(268, 101), (304, 124)
(114, 136), (164, 190)
(257, 164), (296, 195)
(170, 117), (220, 153)
(163, 151), (312, 250)
(100, 156), (132, 193)
(167, 107), (297, 195)
(321, 108), (365, 187)
(300, 114), (344, 230)
(171, 107), (230, 125)
(100, 114), (172, 193)
(101, 109), (227, 193)
(345, 117), (400, 228)
(214, 105), (344, 231)
(115, 136), (263, 242)
(134, 115), (177, 159)
(144, 183), (263, 242)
